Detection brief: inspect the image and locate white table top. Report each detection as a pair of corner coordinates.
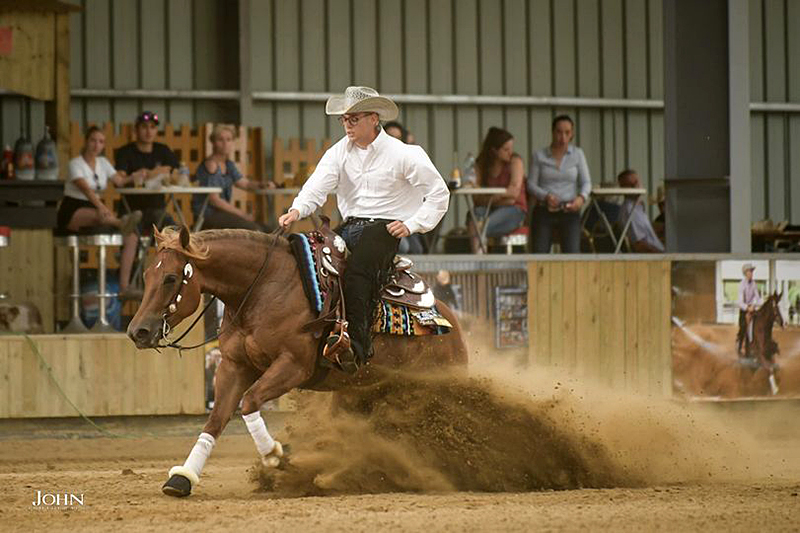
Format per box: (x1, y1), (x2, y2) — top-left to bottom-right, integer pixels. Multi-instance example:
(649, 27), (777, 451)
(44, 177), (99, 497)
(117, 187), (223, 195)
(453, 187), (508, 195)
(254, 188), (301, 195)
(591, 187), (647, 196)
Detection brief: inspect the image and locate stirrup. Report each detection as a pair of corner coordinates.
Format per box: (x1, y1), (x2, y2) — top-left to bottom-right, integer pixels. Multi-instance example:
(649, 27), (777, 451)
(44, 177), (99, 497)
(323, 331), (358, 375)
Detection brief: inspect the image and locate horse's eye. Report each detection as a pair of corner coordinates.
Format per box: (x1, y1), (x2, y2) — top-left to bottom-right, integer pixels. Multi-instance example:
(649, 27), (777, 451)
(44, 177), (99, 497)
(164, 274), (178, 285)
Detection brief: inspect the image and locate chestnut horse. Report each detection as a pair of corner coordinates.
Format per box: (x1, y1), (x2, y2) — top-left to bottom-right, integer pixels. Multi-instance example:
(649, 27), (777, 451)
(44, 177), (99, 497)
(127, 226), (468, 497)
(743, 291), (784, 369)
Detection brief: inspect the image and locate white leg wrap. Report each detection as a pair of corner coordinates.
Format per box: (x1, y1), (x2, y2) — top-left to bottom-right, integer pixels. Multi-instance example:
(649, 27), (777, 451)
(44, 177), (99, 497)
(169, 432), (215, 487)
(243, 411), (276, 456)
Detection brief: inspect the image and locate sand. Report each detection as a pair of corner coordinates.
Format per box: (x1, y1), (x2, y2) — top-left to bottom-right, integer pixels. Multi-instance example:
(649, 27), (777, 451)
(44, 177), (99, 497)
(2, 361), (800, 532)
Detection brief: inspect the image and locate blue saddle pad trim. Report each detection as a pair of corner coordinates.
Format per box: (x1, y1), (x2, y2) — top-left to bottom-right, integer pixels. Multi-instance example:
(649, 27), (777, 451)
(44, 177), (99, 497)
(290, 233), (323, 314)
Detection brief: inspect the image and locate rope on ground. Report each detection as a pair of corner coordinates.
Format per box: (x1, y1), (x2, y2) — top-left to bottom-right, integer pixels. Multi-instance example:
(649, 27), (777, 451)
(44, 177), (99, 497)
(15, 332), (156, 439)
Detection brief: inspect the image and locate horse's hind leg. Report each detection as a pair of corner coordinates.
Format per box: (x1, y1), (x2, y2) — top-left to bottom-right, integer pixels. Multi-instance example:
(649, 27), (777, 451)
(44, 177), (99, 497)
(163, 359), (256, 498)
(240, 353), (312, 468)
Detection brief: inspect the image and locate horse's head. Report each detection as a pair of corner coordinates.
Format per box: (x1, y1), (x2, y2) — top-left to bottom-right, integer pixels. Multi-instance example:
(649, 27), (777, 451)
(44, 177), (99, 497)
(127, 226), (205, 349)
(768, 291), (785, 329)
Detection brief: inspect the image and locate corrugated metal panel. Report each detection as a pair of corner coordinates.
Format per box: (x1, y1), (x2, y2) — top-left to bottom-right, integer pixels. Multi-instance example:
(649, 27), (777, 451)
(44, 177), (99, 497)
(3, 0), (799, 228)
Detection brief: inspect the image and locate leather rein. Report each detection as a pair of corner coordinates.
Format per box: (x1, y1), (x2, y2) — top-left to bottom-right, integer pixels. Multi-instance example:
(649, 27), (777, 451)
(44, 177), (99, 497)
(156, 229), (284, 354)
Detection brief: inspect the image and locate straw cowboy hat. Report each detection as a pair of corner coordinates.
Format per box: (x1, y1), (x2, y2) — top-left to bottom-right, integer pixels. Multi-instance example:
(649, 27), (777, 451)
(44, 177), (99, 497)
(742, 263), (756, 275)
(325, 86), (399, 121)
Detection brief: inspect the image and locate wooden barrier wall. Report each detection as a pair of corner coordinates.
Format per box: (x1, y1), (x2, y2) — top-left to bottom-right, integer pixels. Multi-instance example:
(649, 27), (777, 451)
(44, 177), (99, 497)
(0, 309), (206, 418)
(527, 260), (672, 397)
(0, 229), (54, 333)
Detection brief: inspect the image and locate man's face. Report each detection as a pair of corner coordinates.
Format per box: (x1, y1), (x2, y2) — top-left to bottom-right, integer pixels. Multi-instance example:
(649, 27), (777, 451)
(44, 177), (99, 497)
(745, 269), (754, 281)
(135, 121), (158, 144)
(620, 172), (640, 188)
(340, 113), (378, 144)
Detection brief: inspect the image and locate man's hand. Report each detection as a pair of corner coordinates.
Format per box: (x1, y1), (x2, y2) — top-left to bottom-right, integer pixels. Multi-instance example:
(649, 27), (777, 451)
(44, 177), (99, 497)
(386, 220), (410, 239)
(565, 196), (585, 212)
(545, 193), (560, 210)
(278, 209), (300, 228)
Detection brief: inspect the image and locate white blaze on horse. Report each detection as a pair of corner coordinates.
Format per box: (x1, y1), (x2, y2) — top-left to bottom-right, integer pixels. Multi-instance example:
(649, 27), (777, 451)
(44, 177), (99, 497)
(126, 226), (468, 497)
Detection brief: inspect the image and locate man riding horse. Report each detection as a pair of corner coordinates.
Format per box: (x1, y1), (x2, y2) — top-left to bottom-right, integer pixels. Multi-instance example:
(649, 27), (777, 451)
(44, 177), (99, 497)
(736, 263), (763, 358)
(279, 86), (450, 373)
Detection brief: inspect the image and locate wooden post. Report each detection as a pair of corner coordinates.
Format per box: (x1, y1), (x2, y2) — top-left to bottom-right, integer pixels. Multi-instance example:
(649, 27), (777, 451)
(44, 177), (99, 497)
(44, 13), (70, 181)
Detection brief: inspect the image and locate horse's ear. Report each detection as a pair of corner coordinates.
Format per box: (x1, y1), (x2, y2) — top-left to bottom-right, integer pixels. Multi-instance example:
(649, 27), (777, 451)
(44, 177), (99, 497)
(179, 225), (191, 250)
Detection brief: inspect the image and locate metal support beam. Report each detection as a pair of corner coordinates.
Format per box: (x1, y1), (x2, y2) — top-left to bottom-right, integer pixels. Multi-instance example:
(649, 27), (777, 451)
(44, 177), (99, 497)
(729, 0), (751, 253)
(238, 0), (253, 124)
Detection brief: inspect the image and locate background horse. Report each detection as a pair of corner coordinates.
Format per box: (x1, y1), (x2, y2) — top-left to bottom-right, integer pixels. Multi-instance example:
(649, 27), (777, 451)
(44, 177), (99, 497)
(744, 292), (784, 370)
(127, 226), (468, 497)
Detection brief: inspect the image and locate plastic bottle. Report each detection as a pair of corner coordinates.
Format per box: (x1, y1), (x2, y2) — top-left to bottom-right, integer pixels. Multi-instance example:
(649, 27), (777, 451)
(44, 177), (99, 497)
(1, 144), (13, 180)
(178, 161), (190, 185)
(461, 153), (477, 187)
(13, 135), (34, 181)
(35, 127), (58, 181)
(448, 151), (461, 189)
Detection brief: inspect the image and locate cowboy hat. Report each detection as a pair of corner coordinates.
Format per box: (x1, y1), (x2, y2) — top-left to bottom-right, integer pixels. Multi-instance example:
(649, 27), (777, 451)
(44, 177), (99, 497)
(742, 263), (756, 275)
(325, 86), (399, 121)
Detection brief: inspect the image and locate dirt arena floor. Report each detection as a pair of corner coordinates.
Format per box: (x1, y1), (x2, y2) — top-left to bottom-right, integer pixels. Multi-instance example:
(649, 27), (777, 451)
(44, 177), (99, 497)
(2, 359), (800, 533)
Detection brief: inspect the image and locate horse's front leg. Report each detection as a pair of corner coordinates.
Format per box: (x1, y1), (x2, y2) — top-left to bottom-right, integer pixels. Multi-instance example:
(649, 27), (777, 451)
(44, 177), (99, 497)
(162, 359), (256, 497)
(240, 352), (313, 468)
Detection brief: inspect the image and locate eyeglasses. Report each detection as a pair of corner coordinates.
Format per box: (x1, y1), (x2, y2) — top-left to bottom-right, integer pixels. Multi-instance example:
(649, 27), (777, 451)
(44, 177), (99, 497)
(338, 113), (372, 127)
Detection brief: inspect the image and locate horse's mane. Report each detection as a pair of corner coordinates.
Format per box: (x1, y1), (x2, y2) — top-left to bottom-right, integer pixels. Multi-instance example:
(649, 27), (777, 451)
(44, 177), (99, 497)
(154, 227), (289, 260)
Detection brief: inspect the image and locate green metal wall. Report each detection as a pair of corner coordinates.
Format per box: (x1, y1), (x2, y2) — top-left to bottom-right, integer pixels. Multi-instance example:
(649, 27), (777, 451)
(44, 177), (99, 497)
(2, 0), (799, 226)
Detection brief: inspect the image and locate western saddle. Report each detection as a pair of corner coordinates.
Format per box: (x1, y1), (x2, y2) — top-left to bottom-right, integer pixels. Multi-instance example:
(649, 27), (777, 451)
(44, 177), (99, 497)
(296, 217), (436, 369)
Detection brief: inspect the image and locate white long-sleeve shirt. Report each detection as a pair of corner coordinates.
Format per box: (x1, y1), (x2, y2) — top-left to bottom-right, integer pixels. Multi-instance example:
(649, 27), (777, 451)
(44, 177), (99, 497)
(290, 129), (450, 235)
(738, 278), (762, 311)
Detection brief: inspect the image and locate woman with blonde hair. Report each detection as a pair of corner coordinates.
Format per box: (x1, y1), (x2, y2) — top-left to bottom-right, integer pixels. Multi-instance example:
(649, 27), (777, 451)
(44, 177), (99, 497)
(57, 125), (142, 295)
(192, 125), (270, 231)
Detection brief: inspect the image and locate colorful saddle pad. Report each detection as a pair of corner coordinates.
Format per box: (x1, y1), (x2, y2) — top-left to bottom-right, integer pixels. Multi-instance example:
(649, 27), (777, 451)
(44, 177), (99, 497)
(289, 232), (452, 336)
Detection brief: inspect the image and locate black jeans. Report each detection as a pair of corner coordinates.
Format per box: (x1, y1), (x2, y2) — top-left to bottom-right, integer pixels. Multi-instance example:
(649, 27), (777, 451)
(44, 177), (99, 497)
(336, 219), (399, 361)
(737, 309), (747, 354)
(530, 206), (582, 253)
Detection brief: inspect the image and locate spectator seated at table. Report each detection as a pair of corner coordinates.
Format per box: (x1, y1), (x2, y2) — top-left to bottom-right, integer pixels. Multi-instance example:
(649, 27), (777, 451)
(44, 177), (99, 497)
(114, 111), (179, 229)
(114, 111), (179, 299)
(384, 121), (427, 254)
(617, 169), (664, 253)
(527, 115), (591, 253)
(56, 125), (142, 295)
(468, 127), (527, 253)
(192, 124), (269, 232)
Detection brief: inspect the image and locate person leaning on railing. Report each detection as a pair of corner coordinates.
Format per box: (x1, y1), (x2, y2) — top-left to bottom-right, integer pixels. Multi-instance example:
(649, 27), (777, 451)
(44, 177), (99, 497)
(527, 114), (591, 253)
(192, 124), (271, 231)
(56, 125), (142, 295)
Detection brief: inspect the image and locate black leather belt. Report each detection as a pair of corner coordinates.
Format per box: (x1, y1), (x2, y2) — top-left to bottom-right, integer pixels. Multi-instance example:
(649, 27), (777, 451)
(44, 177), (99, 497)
(344, 217), (393, 226)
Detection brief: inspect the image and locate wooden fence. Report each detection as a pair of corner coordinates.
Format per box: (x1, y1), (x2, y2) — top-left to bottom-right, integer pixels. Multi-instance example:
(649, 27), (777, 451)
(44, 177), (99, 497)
(0, 229), (54, 333)
(0, 308), (206, 418)
(527, 260), (672, 397)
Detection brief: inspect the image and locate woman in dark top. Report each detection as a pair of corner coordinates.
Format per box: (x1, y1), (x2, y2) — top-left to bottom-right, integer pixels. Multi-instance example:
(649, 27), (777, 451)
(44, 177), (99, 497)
(469, 127), (527, 253)
(192, 125), (268, 231)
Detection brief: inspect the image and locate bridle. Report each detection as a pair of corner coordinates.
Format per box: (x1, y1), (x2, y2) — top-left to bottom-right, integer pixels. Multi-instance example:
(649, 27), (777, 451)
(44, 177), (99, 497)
(155, 228), (284, 353)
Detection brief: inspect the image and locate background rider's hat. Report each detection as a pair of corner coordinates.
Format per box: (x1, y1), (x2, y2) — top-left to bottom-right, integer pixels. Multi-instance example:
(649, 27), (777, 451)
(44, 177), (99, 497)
(742, 263), (756, 275)
(325, 86), (399, 121)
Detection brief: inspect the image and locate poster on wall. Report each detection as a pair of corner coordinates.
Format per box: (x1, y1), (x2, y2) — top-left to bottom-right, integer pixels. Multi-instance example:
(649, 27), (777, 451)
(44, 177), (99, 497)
(671, 259), (800, 400)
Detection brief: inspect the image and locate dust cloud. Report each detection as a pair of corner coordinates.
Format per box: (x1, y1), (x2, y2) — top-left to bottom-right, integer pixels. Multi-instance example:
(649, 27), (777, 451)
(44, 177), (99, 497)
(253, 325), (796, 497)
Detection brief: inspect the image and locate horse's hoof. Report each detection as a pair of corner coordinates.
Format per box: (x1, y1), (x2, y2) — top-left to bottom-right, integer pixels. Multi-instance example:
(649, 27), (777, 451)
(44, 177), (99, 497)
(261, 441), (284, 468)
(162, 474), (192, 497)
